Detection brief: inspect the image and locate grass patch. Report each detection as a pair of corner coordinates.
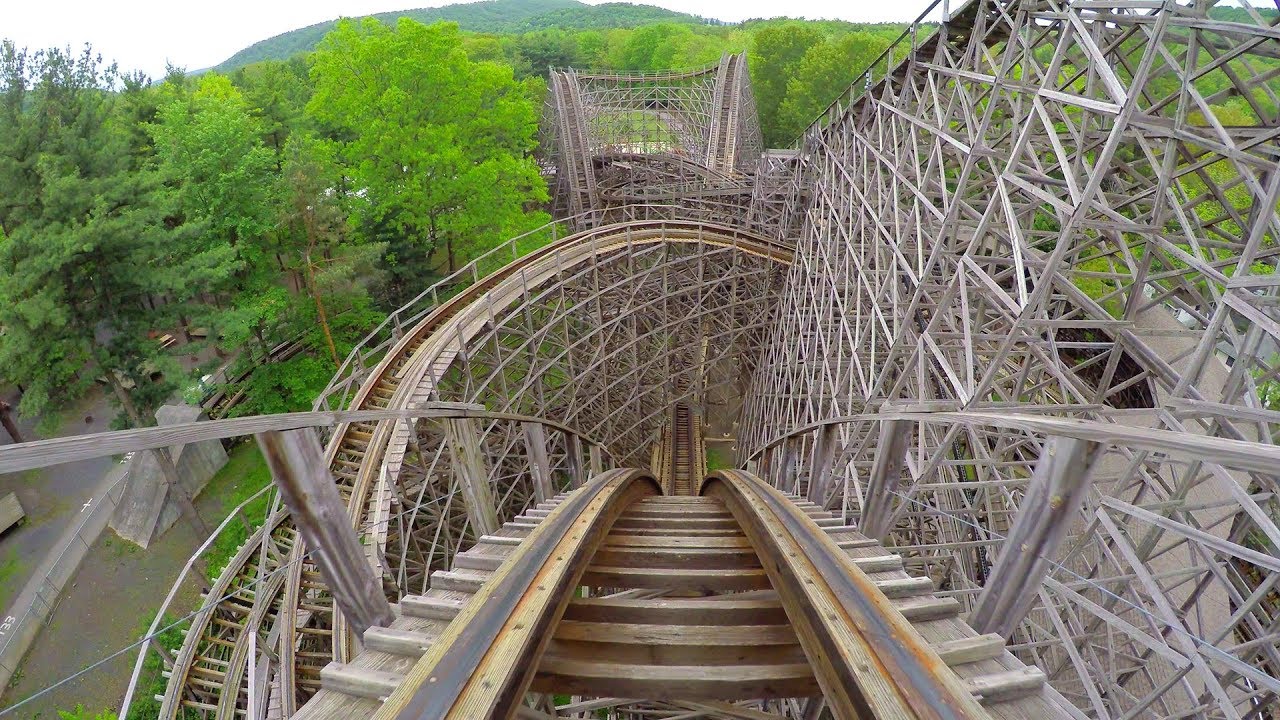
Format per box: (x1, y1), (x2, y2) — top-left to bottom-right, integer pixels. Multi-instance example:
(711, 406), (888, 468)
(706, 444), (735, 472)
(200, 443), (274, 577)
(117, 615), (191, 720)
(0, 546), (28, 609)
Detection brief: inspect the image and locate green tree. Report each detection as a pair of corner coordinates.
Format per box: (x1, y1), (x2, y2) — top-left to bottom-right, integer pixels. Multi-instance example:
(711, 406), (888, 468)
(750, 23), (824, 146)
(150, 73), (283, 361)
(776, 32), (892, 143)
(307, 19), (548, 304)
(0, 43), (182, 427)
(230, 57), (312, 168)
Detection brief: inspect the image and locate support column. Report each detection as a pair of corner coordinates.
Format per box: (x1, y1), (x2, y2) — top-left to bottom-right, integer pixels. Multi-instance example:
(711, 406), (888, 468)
(588, 444), (603, 478)
(860, 419), (913, 540)
(522, 422), (554, 503)
(781, 440), (799, 495)
(970, 436), (1103, 638)
(806, 425), (837, 506)
(565, 433), (585, 489)
(257, 429), (393, 638)
(444, 418), (500, 537)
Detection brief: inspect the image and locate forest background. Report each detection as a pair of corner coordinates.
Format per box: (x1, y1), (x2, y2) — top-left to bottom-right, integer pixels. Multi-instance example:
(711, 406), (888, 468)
(0, 0), (907, 432)
(0, 0), (1269, 433)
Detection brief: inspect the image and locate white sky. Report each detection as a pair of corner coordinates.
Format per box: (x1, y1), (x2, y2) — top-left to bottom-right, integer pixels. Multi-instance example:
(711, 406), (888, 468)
(0, 0), (933, 78)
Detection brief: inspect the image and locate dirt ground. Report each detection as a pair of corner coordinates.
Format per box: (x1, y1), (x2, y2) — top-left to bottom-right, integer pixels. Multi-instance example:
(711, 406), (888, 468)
(0, 484), (241, 719)
(0, 390), (116, 614)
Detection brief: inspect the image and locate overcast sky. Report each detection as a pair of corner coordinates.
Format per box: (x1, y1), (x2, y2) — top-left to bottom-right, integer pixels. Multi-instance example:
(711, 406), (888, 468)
(1, 0), (934, 78)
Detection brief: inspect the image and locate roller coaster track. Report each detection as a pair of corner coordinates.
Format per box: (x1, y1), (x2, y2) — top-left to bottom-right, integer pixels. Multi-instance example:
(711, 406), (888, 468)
(291, 469), (1065, 720)
(134, 0), (1280, 718)
(159, 220), (791, 718)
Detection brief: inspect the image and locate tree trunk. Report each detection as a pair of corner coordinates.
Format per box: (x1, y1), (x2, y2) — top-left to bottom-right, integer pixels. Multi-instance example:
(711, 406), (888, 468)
(305, 254), (340, 367)
(0, 400), (23, 444)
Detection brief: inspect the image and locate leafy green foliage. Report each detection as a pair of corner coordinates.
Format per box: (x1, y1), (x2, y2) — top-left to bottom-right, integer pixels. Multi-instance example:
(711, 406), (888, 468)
(774, 31), (894, 143)
(213, 0), (709, 72)
(58, 706), (118, 720)
(0, 43), (185, 428)
(308, 19), (549, 304)
(750, 23), (824, 146)
(121, 616), (191, 720)
(202, 443), (274, 575)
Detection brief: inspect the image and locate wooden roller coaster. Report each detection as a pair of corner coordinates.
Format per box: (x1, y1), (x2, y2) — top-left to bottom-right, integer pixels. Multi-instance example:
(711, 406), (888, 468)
(293, 463), (1065, 720)
(63, 0), (1277, 718)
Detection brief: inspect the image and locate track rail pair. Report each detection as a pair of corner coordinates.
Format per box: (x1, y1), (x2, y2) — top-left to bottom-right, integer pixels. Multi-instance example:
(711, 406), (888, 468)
(377, 469), (988, 720)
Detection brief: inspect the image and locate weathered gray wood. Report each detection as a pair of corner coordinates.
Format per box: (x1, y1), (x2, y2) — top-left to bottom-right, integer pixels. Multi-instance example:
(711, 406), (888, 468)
(969, 436), (1103, 637)
(859, 419), (912, 540)
(805, 425), (836, 505)
(257, 429), (393, 638)
(0, 491), (24, 535)
(443, 418), (500, 537)
(522, 422), (554, 503)
(565, 432), (585, 489)
(0, 405), (603, 476)
(589, 443), (604, 478)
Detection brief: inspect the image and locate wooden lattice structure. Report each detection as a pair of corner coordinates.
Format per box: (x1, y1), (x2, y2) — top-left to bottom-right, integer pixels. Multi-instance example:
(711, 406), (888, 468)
(137, 1), (1280, 718)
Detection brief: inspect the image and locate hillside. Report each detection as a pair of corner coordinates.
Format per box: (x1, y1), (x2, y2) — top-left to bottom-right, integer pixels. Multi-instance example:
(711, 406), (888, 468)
(214, 0), (713, 72)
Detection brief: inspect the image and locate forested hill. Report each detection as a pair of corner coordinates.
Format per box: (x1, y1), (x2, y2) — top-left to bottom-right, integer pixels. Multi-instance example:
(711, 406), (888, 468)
(215, 0), (712, 71)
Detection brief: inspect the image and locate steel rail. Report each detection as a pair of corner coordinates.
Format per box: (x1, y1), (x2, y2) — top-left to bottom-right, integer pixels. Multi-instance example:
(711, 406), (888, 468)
(701, 469), (990, 720)
(378, 469), (661, 720)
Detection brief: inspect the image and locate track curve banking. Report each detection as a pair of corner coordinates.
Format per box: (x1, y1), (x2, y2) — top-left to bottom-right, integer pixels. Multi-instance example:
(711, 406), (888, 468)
(161, 221), (791, 718)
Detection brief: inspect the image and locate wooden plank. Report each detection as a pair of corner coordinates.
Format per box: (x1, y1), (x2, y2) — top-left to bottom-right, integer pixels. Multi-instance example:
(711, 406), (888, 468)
(582, 566), (770, 592)
(532, 658), (819, 700)
(554, 621), (797, 645)
(319, 663), (402, 700)
(590, 546), (760, 570)
(562, 598), (789, 625)
(0, 492), (25, 534)
(363, 627), (435, 656)
(257, 430), (393, 639)
(931, 635), (1006, 667)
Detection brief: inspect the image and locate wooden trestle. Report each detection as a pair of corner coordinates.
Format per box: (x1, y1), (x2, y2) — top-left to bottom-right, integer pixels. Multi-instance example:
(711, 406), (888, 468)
(651, 404), (706, 496)
(292, 469), (1072, 720)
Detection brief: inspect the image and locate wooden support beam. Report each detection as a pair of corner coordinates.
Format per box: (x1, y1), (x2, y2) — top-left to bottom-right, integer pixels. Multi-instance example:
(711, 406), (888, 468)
(805, 425), (836, 505)
(589, 443), (604, 478)
(522, 422), (554, 503)
(566, 432), (585, 489)
(444, 418), (500, 537)
(257, 429), (393, 638)
(859, 419), (912, 540)
(969, 436), (1103, 638)
(780, 440), (798, 496)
